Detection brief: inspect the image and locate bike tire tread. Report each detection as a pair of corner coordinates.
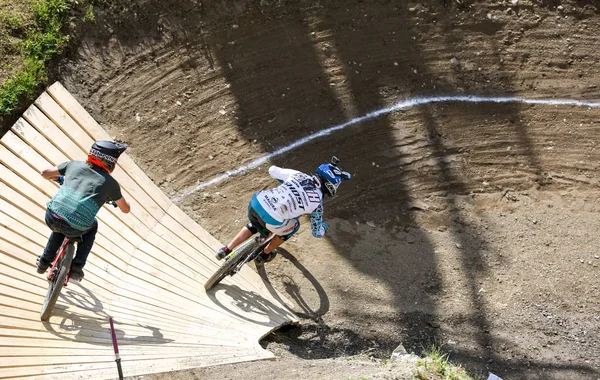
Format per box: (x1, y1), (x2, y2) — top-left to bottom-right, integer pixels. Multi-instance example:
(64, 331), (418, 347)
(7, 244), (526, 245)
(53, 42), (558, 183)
(204, 238), (257, 290)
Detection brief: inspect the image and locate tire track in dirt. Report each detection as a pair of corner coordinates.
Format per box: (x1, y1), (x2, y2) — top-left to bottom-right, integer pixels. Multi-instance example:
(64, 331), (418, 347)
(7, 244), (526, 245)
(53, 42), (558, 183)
(174, 96), (600, 200)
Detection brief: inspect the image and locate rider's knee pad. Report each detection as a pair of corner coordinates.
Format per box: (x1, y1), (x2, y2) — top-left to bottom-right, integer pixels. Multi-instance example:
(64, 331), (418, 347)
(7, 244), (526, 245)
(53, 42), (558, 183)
(246, 222), (259, 234)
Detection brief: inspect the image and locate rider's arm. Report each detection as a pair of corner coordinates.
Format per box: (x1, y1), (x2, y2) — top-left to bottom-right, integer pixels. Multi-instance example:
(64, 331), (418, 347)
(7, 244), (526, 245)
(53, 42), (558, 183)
(268, 166), (299, 182)
(42, 161), (70, 181)
(310, 203), (328, 238)
(41, 167), (61, 181)
(115, 197), (131, 214)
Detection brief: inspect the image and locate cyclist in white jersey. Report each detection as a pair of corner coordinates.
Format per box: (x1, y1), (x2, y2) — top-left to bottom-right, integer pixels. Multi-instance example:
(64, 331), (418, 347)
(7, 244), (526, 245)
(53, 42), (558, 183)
(215, 157), (351, 264)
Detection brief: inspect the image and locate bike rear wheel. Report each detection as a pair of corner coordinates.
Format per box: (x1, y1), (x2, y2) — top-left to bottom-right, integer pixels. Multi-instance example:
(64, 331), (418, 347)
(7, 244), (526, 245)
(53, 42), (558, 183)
(40, 243), (74, 321)
(204, 238), (258, 290)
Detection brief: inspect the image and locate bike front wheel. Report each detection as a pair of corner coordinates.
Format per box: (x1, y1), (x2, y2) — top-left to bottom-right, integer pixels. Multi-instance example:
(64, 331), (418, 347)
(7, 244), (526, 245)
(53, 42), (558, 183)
(40, 243), (74, 321)
(204, 238), (258, 291)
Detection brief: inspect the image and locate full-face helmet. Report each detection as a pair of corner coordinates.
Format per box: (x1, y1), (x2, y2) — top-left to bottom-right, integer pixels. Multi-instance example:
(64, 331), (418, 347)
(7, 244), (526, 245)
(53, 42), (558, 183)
(88, 140), (127, 173)
(315, 156), (351, 197)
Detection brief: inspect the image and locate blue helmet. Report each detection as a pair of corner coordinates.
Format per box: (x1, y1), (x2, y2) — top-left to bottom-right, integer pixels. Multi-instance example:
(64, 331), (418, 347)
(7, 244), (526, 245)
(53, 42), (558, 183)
(315, 156), (351, 197)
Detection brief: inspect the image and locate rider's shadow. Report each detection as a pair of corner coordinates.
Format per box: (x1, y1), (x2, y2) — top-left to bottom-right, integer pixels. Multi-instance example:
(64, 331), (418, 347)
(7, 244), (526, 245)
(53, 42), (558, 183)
(206, 282), (297, 326)
(42, 281), (173, 345)
(256, 247), (330, 320)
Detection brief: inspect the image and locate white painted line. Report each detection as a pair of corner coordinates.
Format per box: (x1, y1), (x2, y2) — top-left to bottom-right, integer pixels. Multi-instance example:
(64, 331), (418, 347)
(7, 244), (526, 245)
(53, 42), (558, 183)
(173, 95), (600, 202)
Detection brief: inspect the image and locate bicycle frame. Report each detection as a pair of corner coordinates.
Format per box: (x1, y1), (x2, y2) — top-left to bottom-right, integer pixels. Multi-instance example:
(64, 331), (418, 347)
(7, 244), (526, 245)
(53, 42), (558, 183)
(47, 238), (74, 285)
(232, 234), (275, 274)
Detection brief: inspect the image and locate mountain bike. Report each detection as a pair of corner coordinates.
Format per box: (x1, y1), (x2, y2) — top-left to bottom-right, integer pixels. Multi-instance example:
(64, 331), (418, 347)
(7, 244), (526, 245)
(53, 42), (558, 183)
(204, 234), (275, 290)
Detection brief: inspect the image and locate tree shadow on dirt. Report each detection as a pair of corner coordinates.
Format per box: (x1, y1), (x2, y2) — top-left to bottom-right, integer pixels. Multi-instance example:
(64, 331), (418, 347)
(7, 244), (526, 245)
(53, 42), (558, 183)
(196, 1), (600, 378)
(454, 351), (599, 380)
(198, 0), (442, 350)
(191, 0), (484, 374)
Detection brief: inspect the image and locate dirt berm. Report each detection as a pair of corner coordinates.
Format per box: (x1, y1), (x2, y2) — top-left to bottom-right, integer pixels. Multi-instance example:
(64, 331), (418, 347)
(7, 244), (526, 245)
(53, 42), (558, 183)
(56, 1), (599, 379)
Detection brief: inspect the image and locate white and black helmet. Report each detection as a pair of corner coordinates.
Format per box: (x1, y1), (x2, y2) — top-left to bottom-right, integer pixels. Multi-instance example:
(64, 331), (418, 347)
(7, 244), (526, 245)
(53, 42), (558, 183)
(88, 140), (127, 172)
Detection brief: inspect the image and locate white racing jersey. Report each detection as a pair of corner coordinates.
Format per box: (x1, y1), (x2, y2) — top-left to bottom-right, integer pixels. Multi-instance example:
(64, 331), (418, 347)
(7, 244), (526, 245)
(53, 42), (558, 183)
(256, 166), (323, 220)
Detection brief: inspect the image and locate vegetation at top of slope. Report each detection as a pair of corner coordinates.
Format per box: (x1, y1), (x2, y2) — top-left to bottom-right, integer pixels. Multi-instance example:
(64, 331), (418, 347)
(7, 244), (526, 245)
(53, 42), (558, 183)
(0, 0), (71, 116)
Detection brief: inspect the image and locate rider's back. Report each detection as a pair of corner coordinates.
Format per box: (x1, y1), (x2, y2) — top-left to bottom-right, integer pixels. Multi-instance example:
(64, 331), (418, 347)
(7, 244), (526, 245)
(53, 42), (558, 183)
(255, 166), (322, 221)
(48, 161), (121, 231)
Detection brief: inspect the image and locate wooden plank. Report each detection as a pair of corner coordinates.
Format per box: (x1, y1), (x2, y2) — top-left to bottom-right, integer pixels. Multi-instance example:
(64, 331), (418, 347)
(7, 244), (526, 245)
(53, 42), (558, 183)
(159, 212), (215, 258)
(0, 285), (44, 306)
(167, 203), (222, 249)
(0, 334), (252, 351)
(0, 305), (260, 351)
(122, 256), (279, 325)
(0, 349), (271, 379)
(0, 302), (261, 343)
(8, 119), (66, 165)
(0, 170), (138, 257)
(22, 105), (86, 162)
(0, 227), (45, 264)
(0, 214), (129, 289)
(0, 209), (47, 246)
(0, 163), (50, 207)
(0, 143), (52, 187)
(0, 198), (46, 239)
(35, 92), (93, 153)
(148, 219), (282, 304)
(0, 148), (142, 257)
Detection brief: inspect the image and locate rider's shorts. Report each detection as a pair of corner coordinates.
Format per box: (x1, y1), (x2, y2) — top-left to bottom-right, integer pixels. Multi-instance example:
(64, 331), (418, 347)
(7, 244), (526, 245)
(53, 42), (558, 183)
(247, 194), (300, 240)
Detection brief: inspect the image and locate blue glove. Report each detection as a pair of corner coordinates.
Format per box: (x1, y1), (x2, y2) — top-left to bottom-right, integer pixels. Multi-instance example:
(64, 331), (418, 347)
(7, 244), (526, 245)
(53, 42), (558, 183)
(322, 222), (329, 232)
(55, 176), (64, 185)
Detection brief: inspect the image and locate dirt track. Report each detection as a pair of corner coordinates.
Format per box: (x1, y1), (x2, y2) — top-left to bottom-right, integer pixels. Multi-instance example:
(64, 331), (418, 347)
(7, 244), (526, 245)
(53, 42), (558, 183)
(57, 1), (600, 379)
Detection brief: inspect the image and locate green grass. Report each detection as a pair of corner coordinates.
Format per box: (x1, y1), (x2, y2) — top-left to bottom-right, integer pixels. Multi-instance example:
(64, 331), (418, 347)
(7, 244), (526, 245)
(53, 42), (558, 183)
(0, 0), (70, 115)
(2, 13), (25, 30)
(413, 345), (473, 380)
(82, 4), (95, 23)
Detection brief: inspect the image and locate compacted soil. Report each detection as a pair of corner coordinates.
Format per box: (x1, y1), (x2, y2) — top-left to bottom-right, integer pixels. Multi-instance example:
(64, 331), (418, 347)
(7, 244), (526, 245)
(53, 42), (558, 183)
(53, 0), (600, 379)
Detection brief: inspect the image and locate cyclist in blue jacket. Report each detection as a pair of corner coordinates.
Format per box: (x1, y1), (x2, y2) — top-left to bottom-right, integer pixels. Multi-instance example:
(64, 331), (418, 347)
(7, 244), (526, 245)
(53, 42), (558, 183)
(215, 157), (351, 264)
(36, 141), (131, 281)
